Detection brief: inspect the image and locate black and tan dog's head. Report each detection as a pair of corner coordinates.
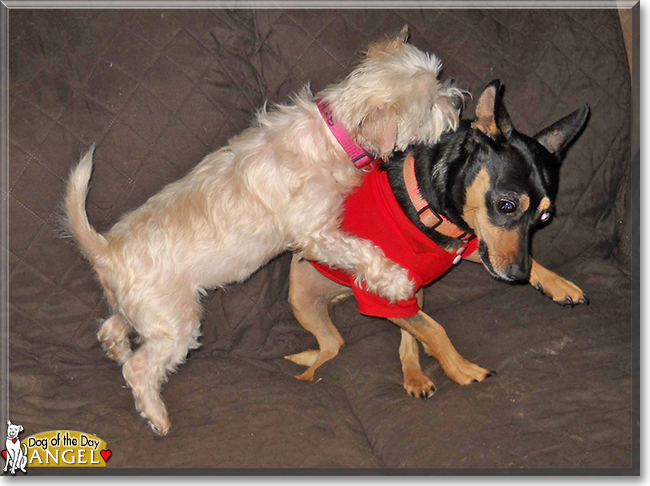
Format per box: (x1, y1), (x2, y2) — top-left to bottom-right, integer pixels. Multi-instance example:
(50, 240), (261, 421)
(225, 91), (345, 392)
(389, 79), (589, 283)
(457, 80), (589, 281)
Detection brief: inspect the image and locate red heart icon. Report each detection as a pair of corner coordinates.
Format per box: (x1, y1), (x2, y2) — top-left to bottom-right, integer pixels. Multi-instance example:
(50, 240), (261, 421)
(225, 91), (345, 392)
(100, 450), (111, 462)
(12, 439), (16, 444)
(2, 450), (6, 460)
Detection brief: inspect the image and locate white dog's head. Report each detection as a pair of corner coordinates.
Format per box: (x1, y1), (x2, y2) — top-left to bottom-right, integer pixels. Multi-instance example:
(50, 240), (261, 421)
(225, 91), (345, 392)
(6, 420), (23, 440)
(319, 26), (463, 160)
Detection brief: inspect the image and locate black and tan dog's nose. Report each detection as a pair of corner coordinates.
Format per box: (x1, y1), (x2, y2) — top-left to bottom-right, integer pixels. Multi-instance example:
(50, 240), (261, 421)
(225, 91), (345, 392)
(506, 262), (530, 281)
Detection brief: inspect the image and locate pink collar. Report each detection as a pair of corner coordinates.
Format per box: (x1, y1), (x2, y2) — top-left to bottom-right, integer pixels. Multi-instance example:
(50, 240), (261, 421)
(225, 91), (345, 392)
(317, 99), (376, 170)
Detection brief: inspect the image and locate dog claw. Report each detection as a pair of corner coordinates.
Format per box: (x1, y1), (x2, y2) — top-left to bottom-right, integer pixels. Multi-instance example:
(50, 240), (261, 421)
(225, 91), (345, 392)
(405, 377), (436, 400)
(565, 296), (574, 307)
(420, 387), (435, 399)
(579, 294), (590, 305)
(146, 419), (169, 436)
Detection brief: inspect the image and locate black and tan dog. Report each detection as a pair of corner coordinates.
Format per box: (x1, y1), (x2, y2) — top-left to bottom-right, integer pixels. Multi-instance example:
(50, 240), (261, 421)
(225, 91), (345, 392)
(286, 80), (590, 398)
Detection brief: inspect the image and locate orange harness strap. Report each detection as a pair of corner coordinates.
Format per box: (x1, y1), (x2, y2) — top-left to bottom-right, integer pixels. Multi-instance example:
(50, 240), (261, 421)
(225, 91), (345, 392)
(402, 153), (472, 242)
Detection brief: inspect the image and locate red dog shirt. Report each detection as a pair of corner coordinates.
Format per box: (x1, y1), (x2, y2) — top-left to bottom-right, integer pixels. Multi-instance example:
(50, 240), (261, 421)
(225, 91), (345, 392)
(310, 167), (478, 318)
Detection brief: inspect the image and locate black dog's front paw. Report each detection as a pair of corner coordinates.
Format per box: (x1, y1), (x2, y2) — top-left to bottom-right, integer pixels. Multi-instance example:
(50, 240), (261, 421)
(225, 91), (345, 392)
(534, 277), (588, 306)
(404, 371), (436, 399)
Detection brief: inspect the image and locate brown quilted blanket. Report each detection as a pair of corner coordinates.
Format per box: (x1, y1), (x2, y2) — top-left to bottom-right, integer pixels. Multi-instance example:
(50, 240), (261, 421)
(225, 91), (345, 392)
(7, 9), (634, 472)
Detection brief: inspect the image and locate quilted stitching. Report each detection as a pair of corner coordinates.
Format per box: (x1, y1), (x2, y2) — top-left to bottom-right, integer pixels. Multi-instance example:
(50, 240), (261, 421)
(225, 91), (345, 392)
(7, 6), (629, 334)
(8, 6), (630, 340)
(7, 9), (632, 468)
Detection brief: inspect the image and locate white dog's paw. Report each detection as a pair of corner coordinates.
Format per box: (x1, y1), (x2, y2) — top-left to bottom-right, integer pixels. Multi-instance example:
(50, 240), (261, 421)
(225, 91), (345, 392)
(143, 407), (170, 436)
(362, 260), (415, 303)
(130, 387), (171, 436)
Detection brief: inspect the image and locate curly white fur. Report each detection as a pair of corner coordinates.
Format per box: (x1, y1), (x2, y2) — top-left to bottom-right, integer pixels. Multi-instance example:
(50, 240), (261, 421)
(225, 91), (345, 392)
(63, 27), (463, 435)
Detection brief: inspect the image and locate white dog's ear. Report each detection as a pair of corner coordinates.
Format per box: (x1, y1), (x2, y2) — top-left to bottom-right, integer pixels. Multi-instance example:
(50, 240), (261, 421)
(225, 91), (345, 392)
(358, 103), (398, 160)
(367, 25), (409, 57)
(19, 425), (23, 432)
(6, 420), (10, 426)
(397, 25), (409, 43)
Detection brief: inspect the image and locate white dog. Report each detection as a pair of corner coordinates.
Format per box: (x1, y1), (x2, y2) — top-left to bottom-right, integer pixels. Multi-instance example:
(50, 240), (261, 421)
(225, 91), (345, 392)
(4, 421), (27, 475)
(64, 27), (464, 435)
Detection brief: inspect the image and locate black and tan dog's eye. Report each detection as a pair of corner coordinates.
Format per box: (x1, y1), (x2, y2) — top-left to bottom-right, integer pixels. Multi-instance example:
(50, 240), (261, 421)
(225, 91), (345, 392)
(498, 199), (517, 214)
(540, 211), (551, 223)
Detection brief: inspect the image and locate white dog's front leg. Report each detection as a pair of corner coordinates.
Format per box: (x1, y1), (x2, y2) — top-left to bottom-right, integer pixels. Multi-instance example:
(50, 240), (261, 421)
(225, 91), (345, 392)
(298, 229), (414, 303)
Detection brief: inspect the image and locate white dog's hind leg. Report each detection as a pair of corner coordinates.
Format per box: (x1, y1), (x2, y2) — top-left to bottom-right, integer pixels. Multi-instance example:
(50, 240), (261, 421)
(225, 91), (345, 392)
(98, 315), (132, 364)
(298, 229), (415, 303)
(121, 299), (201, 435)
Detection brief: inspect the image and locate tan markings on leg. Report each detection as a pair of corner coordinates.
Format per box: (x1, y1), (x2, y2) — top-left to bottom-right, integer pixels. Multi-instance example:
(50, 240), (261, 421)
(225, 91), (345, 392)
(288, 255), (352, 381)
(389, 311), (490, 385)
(399, 329), (436, 398)
(529, 259), (588, 305)
(285, 349), (319, 367)
(462, 168), (520, 276)
(330, 292), (353, 306)
(399, 291), (435, 398)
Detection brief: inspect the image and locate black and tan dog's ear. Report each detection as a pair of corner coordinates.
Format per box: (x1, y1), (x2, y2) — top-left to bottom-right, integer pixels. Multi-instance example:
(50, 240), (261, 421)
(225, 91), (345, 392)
(534, 105), (590, 156)
(472, 79), (512, 138)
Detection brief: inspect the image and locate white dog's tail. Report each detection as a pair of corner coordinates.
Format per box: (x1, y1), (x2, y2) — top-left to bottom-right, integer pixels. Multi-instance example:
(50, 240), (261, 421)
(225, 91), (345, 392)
(63, 146), (110, 264)
(21, 443), (27, 456)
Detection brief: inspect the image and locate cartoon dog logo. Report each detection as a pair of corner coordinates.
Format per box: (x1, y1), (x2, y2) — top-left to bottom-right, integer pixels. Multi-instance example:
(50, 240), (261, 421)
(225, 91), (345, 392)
(3, 420), (28, 475)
